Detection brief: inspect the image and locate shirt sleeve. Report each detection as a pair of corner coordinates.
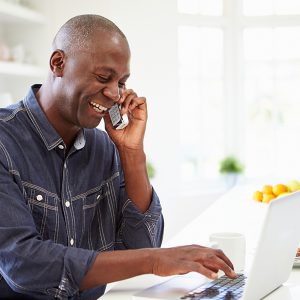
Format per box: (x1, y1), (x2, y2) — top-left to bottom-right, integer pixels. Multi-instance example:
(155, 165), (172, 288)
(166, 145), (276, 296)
(116, 188), (164, 249)
(0, 146), (98, 299)
(113, 145), (164, 250)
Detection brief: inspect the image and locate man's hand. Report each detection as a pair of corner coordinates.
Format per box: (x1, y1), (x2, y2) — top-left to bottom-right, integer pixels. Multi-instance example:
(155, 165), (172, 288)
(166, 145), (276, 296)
(104, 89), (147, 151)
(103, 88), (151, 212)
(151, 245), (237, 280)
(80, 245), (237, 290)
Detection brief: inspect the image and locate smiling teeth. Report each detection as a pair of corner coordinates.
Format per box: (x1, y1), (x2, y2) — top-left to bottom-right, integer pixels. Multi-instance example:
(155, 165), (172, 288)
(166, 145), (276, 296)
(90, 101), (108, 113)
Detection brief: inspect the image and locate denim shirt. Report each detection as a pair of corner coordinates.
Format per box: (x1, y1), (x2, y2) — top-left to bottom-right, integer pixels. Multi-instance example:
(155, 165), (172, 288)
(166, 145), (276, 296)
(0, 85), (164, 300)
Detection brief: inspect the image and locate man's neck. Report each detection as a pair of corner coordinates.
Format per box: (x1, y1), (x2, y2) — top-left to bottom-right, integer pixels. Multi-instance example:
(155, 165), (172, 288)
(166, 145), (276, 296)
(35, 83), (80, 149)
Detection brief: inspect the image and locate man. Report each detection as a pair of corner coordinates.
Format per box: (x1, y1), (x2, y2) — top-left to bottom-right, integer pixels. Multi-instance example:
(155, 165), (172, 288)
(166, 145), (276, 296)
(0, 15), (236, 299)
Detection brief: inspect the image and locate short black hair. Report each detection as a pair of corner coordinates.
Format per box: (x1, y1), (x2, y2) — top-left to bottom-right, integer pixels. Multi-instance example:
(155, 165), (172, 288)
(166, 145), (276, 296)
(52, 14), (127, 53)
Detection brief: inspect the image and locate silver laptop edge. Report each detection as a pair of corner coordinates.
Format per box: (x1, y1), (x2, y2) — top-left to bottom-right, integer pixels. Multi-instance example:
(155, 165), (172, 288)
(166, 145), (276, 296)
(134, 190), (300, 300)
(242, 191), (300, 299)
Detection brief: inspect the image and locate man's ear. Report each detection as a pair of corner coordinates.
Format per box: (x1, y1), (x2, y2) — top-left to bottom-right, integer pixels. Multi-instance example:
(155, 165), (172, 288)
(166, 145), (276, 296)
(50, 49), (65, 77)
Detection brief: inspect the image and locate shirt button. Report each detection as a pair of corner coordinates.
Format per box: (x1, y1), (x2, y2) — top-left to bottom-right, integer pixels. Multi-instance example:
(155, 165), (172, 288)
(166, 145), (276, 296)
(36, 195), (43, 201)
(64, 162), (67, 168)
(65, 201), (70, 207)
(70, 238), (74, 246)
(58, 144), (64, 149)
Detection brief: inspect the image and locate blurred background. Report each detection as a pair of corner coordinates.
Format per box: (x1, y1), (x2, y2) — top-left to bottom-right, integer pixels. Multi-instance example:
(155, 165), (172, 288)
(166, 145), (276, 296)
(1, 0), (300, 239)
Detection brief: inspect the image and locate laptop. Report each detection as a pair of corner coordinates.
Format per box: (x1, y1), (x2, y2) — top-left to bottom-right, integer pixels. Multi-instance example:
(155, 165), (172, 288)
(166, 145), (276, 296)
(133, 190), (300, 300)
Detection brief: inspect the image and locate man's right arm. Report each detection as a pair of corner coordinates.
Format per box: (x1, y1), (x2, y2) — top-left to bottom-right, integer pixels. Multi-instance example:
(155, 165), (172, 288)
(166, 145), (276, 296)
(80, 245), (237, 291)
(0, 141), (236, 297)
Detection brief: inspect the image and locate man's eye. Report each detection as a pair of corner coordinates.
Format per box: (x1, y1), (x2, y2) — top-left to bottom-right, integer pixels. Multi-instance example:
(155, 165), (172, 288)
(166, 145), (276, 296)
(118, 82), (126, 88)
(97, 75), (109, 82)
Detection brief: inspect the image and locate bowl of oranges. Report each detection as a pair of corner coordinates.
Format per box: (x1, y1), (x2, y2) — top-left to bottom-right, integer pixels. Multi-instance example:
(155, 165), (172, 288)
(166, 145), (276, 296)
(253, 180), (300, 204)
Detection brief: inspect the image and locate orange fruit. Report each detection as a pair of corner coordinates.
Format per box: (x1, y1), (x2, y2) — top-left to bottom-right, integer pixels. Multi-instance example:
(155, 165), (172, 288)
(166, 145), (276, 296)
(272, 184), (288, 196)
(286, 180), (300, 192)
(262, 193), (276, 203)
(277, 192), (290, 198)
(253, 191), (263, 202)
(262, 185), (273, 194)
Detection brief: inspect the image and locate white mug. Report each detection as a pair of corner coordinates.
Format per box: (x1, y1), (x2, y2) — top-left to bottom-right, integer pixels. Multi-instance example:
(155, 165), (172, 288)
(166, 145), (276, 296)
(209, 232), (246, 272)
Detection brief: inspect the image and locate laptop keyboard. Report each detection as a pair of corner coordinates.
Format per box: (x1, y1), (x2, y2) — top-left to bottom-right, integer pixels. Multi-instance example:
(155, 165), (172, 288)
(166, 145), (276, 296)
(180, 273), (246, 299)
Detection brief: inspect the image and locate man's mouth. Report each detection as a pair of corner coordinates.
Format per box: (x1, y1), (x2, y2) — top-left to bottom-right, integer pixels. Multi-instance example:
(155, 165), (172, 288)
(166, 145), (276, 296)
(89, 101), (108, 113)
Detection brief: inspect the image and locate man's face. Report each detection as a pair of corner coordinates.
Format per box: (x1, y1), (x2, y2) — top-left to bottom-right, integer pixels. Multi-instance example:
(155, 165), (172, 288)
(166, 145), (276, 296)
(55, 31), (131, 130)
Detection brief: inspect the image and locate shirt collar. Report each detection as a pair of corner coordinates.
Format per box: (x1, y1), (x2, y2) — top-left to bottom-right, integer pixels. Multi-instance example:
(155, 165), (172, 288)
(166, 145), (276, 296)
(23, 84), (86, 151)
(74, 129), (86, 150)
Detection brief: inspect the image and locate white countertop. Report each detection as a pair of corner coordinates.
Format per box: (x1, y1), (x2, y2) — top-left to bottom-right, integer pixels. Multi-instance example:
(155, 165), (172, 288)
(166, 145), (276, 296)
(101, 184), (300, 299)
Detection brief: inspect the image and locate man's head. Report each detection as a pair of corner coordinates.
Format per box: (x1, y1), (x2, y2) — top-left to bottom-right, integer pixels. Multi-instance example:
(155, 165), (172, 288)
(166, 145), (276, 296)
(41, 14), (131, 134)
(52, 14), (127, 55)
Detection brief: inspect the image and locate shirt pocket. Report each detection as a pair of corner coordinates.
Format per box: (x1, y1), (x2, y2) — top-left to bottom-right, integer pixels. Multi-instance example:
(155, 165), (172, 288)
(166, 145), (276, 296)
(24, 186), (59, 242)
(82, 185), (115, 251)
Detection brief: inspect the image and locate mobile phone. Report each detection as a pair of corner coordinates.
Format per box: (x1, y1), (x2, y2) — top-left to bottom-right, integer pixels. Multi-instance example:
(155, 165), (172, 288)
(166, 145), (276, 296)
(108, 104), (129, 130)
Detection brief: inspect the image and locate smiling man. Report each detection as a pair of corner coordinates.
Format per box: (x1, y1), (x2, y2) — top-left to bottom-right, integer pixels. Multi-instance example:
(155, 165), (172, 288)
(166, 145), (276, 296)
(0, 14), (236, 300)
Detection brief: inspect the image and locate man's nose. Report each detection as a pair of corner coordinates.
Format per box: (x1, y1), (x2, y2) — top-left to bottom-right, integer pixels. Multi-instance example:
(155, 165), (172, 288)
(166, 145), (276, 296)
(102, 86), (120, 102)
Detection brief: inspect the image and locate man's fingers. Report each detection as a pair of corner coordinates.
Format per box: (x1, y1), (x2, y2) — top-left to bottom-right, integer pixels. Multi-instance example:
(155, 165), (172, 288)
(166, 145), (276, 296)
(119, 89), (135, 102)
(118, 89), (147, 116)
(214, 248), (235, 270)
(128, 97), (147, 114)
(151, 245), (237, 280)
(118, 89), (136, 108)
(174, 261), (218, 280)
(201, 251), (236, 279)
(187, 246), (236, 279)
(196, 264), (218, 280)
(122, 98), (147, 122)
(119, 92), (137, 112)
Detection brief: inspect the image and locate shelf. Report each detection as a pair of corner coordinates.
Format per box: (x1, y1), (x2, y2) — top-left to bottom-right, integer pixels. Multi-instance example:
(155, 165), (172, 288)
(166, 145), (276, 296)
(0, 61), (46, 77)
(0, 1), (46, 24)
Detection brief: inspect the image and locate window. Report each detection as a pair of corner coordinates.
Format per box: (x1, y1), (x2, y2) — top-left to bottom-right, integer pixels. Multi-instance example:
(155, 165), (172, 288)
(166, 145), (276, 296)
(244, 27), (300, 177)
(243, 0), (300, 16)
(178, 26), (224, 180)
(178, 0), (223, 16)
(178, 1), (300, 186)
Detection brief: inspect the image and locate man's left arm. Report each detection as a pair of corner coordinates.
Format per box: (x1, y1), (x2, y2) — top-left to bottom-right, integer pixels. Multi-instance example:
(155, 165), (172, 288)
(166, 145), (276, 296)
(104, 88), (156, 212)
(104, 89), (164, 248)
(118, 146), (151, 212)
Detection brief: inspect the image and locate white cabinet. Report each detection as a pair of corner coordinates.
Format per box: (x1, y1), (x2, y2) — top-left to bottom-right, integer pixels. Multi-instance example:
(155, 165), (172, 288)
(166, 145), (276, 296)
(0, 0), (46, 24)
(0, 60), (45, 77)
(0, 0), (47, 105)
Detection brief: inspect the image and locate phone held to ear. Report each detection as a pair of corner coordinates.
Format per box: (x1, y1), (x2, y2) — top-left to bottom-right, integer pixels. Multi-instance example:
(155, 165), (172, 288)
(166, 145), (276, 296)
(108, 104), (129, 130)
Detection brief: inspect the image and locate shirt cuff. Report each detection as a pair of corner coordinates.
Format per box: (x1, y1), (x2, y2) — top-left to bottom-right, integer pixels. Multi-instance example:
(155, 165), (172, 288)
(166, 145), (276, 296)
(46, 247), (98, 298)
(122, 188), (162, 225)
(120, 188), (164, 248)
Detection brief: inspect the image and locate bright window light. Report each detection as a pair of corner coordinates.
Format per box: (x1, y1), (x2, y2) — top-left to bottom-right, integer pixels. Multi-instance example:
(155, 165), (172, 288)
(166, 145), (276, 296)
(178, 0), (222, 16)
(178, 0), (300, 190)
(244, 27), (300, 178)
(243, 0), (300, 15)
(178, 26), (224, 180)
